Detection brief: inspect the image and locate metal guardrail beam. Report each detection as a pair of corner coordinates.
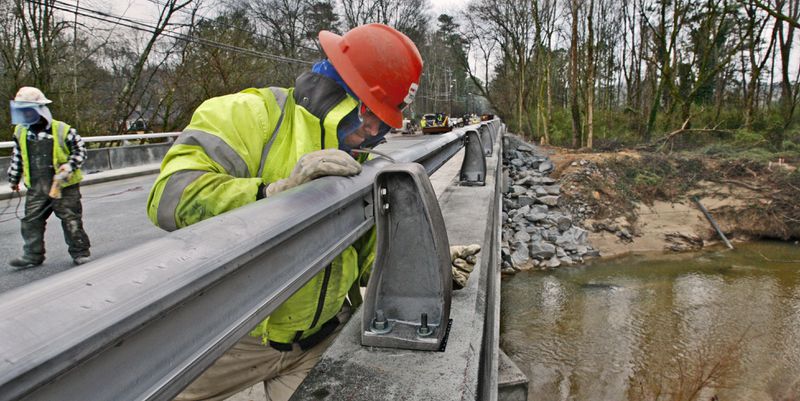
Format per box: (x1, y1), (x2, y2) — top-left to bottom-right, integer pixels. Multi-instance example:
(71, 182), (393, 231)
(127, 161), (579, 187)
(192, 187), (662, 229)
(0, 125), (489, 401)
(479, 122), (505, 401)
(0, 132), (181, 149)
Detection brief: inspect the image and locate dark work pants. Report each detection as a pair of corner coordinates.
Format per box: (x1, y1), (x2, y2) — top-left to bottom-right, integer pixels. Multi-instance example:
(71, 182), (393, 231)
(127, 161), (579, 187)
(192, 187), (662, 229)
(21, 183), (91, 261)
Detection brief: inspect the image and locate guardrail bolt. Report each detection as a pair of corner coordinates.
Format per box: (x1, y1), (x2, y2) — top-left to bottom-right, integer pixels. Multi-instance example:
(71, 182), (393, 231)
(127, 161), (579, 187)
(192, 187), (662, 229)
(417, 312), (433, 337)
(380, 187), (390, 213)
(371, 309), (391, 334)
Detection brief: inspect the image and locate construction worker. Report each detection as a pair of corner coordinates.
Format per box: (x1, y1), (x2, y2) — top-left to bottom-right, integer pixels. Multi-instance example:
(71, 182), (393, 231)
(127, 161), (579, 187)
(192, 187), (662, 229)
(7, 86), (91, 268)
(146, 24), (423, 401)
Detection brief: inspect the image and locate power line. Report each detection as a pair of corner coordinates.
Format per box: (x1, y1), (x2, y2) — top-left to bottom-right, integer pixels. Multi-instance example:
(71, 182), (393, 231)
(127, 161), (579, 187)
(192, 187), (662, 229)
(54, 0), (314, 64)
(143, 0), (323, 54)
(34, 0), (314, 65)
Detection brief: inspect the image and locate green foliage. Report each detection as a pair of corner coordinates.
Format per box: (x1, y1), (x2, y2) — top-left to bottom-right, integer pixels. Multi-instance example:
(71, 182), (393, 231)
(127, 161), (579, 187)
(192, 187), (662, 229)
(694, 130), (800, 163)
(591, 109), (642, 145)
(732, 130), (765, 145)
(633, 170), (662, 187)
(699, 141), (795, 164)
(545, 109), (574, 146)
(783, 140), (800, 153)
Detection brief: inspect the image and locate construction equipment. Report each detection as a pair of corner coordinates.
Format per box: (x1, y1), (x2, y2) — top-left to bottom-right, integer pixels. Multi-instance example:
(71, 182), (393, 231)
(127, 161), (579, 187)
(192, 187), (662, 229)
(420, 113), (452, 134)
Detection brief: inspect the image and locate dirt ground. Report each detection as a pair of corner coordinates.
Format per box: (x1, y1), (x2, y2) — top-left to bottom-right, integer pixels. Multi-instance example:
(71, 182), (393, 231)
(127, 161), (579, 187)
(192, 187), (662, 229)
(546, 147), (800, 258)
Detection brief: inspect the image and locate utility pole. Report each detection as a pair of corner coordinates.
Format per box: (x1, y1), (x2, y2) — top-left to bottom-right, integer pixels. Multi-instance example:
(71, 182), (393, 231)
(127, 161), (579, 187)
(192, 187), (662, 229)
(73, 0), (80, 124)
(445, 67), (452, 114)
(449, 79), (456, 116)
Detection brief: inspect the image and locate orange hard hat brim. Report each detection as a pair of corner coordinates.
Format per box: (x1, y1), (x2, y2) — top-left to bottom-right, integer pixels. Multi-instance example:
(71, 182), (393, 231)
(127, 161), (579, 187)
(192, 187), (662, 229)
(319, 30), (404, 128)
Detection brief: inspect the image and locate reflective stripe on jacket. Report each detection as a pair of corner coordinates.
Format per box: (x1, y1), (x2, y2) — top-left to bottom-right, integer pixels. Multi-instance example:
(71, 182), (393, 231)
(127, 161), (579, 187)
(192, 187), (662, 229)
(14, 120), (83, 188)
(146, 72), (374, 344)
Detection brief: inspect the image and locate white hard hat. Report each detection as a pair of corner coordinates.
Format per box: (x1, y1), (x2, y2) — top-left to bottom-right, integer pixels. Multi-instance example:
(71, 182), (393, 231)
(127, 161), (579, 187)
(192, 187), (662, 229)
(14, 86), (52, 105)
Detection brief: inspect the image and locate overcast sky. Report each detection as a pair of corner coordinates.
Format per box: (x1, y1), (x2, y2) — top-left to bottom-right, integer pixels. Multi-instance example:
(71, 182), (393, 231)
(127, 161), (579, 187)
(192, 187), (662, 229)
(112, 0), (466, 23)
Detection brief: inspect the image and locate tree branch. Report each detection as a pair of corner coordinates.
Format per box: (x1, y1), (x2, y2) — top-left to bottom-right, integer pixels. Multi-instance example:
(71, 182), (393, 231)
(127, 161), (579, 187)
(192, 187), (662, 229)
(753, 0), (800, 29)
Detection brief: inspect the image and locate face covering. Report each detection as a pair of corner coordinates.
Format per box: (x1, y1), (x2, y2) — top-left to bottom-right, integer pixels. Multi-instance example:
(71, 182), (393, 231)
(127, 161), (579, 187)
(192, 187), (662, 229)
(359, 122), (391, 148)
(336, 105), (393, 152)
(10, 101), (51, 127)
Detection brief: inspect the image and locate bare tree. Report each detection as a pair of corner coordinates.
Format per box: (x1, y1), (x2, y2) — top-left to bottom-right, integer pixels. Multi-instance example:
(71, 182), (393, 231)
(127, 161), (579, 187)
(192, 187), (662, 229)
(112, 0), (193, 133)
(460, 10), (497, 104)
(468, 0), (535, 135)
(569, 0), (582, 147)
(774, 0), (800, 148)
(0, 1), (26, 100)
(586, 0), (596, 149)
(537, 0), (558, 145)
(753, 0), (800, 28)
(12, 0), (71, 93)
(246, 0), (327, 58)
(339, 0), (429, 43)
(740, 0), (777, 128)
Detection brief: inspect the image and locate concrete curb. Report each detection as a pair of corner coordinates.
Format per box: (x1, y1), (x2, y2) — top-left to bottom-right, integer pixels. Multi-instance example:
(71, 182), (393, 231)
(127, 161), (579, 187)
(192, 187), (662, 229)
(0, 164), (161, 201)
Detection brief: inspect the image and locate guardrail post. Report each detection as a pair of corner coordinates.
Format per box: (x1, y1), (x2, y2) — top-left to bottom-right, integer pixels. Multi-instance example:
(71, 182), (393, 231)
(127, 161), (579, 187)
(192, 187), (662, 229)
(361, 163), (452, 351)
(480, 124), (494, 156)
(459, 130), (486, 186)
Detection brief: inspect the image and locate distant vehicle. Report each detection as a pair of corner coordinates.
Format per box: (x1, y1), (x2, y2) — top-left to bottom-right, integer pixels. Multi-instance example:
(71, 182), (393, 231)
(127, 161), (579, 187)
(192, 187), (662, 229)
(462, 114), (481, 126)
(420, 113), (452, 134)
(390, 118), (414, 135)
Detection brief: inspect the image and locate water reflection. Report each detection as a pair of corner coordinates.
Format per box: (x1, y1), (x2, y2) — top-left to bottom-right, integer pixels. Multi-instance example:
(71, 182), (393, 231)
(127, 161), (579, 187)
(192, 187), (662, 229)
(500, 241), (800, 401)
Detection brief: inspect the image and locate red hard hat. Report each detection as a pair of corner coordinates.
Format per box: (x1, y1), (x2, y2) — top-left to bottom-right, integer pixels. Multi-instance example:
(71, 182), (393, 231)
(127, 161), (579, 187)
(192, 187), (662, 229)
(319, 24), (423, 128)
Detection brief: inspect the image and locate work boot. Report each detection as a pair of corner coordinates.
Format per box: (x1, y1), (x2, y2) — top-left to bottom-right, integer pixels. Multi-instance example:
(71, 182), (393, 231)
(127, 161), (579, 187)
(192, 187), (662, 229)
(9, 256), (44, 268)
(72, 256), (91, 266)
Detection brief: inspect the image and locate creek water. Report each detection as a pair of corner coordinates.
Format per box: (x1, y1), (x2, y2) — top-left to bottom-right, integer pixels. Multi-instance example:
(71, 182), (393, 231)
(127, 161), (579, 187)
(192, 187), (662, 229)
(500, 241), (800, 400)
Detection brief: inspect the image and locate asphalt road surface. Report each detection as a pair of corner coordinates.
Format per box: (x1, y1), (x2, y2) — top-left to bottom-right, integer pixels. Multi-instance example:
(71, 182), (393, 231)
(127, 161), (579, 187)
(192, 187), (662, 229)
(0, 133), (463, 294)
(0, 174), (165, 293)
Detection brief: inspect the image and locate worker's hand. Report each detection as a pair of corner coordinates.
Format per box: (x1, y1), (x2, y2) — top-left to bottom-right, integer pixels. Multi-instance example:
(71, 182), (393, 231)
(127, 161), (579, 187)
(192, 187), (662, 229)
(450, 244), (481, 290)
(10, 183), (19, 192)
(56, 164), (73, 181)
(265, 149), (362, 197)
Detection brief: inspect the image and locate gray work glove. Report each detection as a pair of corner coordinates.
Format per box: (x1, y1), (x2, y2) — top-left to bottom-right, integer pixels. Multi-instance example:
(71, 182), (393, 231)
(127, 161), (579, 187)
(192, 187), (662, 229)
(450, 244), (481, 290)
(264, 149), (362, 197)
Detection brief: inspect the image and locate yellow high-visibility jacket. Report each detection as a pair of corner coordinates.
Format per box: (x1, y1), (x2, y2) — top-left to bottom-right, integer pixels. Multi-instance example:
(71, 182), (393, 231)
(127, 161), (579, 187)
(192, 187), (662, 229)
(14, 120), (83, 187)
(147, 72), (375, 344)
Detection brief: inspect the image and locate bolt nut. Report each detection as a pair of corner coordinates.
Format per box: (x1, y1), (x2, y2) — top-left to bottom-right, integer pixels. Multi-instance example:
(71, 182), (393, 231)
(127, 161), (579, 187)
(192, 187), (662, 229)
(370, 309), (391, 334)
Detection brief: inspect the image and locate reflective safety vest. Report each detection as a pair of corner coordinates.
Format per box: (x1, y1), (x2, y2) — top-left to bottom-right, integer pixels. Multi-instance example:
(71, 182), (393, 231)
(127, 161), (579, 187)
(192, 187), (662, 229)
(146, 72), (375, 345)
(14, 120), (83, 188)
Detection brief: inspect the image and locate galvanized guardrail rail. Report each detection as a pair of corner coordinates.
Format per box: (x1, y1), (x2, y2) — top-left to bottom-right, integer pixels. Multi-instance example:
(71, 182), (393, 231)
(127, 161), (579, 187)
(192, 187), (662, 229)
(0, 132), (181, 149)
(0, 121), (504, 401)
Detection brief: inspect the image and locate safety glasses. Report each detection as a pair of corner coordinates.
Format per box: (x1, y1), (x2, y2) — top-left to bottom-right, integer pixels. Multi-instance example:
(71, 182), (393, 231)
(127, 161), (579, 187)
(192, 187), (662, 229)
(358, 102), (392, 137)
(358, 101), (375, 122)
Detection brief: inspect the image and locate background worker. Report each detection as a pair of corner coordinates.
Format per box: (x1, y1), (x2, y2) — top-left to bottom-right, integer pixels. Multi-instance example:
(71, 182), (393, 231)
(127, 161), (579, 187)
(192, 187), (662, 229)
(7, 86), (91, 268)
(147, 24), (423, 401)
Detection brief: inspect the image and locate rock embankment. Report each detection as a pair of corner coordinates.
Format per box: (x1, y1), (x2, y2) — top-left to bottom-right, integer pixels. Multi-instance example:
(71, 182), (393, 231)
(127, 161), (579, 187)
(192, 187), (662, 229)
(501, 135), (598, 272)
